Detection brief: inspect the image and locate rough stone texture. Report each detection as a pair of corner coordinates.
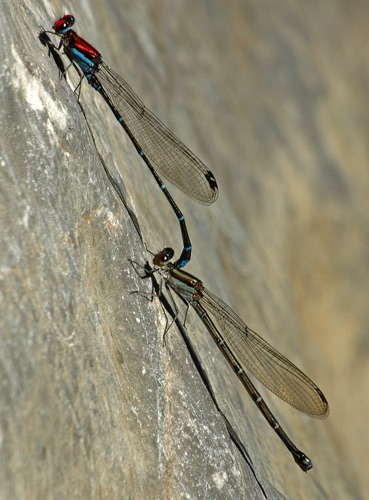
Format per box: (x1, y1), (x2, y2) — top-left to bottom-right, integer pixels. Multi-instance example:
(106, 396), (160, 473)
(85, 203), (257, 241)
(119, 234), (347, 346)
(1, 1), (367, 499)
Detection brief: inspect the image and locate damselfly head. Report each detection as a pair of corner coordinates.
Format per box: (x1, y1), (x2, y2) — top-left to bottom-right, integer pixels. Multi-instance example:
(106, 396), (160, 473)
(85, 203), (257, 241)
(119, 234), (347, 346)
(153, 248), (174, 267)
(53, 14), (75, 34)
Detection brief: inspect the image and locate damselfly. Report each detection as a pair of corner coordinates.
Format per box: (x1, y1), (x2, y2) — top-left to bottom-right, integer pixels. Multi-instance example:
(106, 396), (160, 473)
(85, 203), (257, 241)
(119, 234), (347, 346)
(40, 15), (219, 269)
(151, 247), (329, 472)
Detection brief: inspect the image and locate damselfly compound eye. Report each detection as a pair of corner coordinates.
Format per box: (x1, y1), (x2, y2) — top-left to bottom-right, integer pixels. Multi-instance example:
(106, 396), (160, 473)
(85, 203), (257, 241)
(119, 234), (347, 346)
(53, 14), (75, 34)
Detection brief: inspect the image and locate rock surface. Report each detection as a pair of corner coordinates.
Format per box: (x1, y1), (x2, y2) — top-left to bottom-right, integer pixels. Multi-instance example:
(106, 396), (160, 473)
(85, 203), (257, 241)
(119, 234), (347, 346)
(1, 1), (367, 499)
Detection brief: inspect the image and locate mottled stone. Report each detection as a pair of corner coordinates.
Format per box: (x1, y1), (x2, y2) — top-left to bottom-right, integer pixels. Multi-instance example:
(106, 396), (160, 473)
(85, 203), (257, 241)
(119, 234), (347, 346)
(1, 1), (367, 499)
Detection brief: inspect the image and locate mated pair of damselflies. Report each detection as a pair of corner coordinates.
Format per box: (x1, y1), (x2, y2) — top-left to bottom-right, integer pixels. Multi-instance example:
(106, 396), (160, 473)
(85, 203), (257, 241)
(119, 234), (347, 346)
(40, 14), (218, 270)
(40, 15), (329, 472)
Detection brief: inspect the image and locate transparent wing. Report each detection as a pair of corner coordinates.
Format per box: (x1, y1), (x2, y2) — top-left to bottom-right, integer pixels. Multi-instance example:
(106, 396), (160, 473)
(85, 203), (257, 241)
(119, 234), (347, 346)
(97, 62), (218, 205)
(200, 287), (329, 418)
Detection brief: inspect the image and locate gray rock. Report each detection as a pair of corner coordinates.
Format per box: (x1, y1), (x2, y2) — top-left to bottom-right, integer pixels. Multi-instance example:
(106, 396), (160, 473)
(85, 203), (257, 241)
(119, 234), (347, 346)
(1, 1), (367, 499)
